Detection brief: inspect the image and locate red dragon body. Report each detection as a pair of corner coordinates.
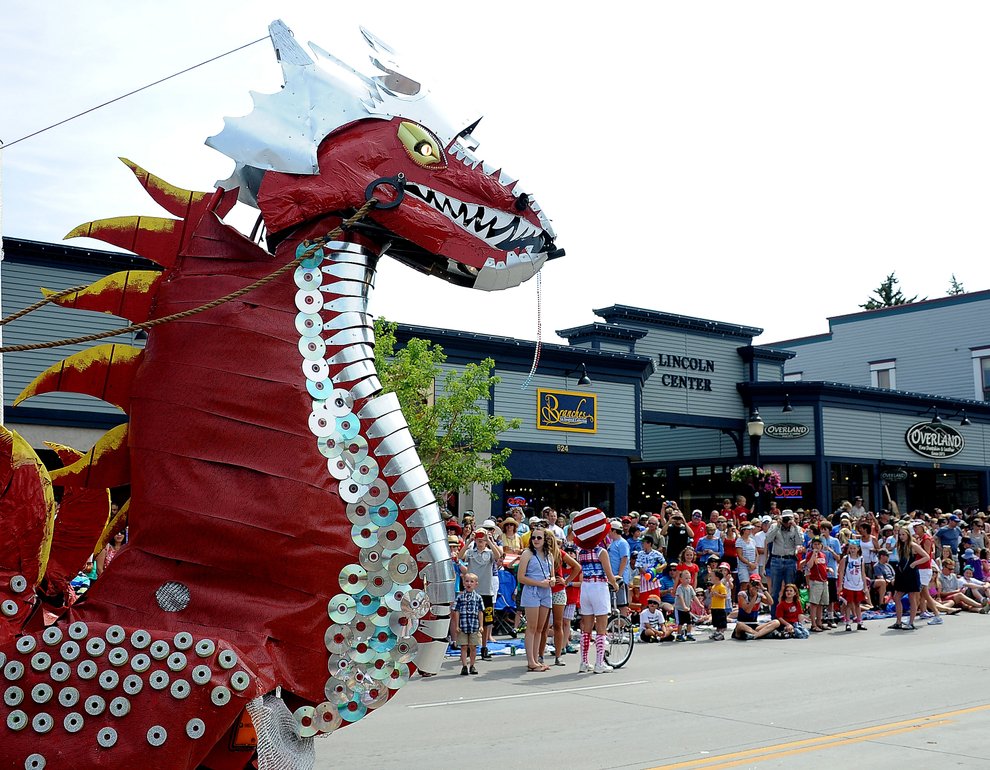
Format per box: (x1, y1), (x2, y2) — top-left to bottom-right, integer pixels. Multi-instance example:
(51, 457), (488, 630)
(0, 20), (559, 770)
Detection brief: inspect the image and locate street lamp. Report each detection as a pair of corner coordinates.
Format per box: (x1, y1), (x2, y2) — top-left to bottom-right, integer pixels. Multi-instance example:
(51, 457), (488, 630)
(747, 409), (765, 515)
(565, 363), (592, 387)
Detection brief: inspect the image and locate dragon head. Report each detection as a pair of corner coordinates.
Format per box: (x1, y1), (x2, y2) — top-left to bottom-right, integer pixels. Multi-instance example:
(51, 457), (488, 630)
(207, 21), (561, 291)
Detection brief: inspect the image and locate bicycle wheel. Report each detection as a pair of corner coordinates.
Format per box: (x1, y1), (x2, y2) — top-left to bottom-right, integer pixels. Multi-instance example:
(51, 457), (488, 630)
(604, 615), (634, 668)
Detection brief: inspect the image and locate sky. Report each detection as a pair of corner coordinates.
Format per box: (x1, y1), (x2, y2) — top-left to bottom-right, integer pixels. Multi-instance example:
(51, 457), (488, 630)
(3, 2), (990, 348)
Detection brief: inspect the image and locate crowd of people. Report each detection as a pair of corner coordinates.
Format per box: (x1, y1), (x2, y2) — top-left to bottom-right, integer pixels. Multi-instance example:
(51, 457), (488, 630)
(444, 496), (990, 675)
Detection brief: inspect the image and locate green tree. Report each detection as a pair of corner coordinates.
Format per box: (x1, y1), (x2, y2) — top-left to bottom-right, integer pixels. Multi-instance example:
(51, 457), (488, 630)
(374, 319), (520, 498)
(860, 272), (924, 310)
(947, 274), (966, 296)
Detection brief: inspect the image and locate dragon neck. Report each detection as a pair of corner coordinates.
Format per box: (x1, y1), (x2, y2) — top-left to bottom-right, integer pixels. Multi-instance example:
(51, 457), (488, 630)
(292, 236), (456, 685)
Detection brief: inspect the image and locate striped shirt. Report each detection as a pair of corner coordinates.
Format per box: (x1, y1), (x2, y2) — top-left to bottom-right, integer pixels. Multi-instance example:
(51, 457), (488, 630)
(578, 546), (607, 582)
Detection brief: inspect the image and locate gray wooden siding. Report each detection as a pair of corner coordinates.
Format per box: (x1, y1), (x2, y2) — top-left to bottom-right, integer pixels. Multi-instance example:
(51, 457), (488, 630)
(823, 407), (990, 467)
(3, 260), (142, 415)
(598, 341), (631, 353)
(642, 424), (739, 462)
(495, 370), (637, 451)
(625, 324), (747, 418)
(757, 361), (782, 382)
(760, 406), (816, 456)
(782, 296), (990, 399)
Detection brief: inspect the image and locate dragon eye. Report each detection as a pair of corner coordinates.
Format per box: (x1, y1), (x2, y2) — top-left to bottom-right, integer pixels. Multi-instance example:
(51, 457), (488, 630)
(398, 121), (443, 167)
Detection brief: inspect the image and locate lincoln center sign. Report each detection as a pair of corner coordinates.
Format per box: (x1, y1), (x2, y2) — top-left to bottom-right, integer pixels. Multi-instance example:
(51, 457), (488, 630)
(905, 422), (964, 459)
(656, 353), (715, 392)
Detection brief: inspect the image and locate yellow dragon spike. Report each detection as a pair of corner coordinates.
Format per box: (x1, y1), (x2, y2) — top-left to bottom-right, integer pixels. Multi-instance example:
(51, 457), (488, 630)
(41, 270), (161, 323)
(120, 157), (236, 220)
(65, 216), (184, 268)
(49, 424), (130, 489)
(15, 344), (143, 413)
(0, 426), (56, 591)
(93, 499), (129, 555)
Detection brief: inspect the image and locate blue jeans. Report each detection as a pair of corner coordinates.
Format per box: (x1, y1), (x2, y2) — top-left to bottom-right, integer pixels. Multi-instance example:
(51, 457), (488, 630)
(769, 556), (798, 616)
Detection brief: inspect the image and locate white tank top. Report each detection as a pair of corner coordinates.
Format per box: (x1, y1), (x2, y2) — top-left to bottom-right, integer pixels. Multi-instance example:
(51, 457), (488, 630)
(860, 537), (877, 565)
(843, 556), (865, 591)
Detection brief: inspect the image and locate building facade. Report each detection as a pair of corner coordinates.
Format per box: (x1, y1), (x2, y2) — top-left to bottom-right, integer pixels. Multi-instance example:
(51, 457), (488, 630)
(4, 237), (990, 519)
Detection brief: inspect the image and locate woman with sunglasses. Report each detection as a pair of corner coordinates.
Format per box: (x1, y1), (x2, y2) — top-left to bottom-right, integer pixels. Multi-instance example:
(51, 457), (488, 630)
(517, 527), (555, 671)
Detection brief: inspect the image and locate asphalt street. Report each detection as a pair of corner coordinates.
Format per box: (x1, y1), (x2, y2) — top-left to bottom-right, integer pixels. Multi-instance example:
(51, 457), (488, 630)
(316, 613), (990, 769)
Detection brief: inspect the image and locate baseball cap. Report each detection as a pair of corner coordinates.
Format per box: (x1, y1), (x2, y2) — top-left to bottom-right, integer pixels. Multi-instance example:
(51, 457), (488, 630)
(706, 554), (720, 562)
(529, 516), (541, 525)
(646, 596), (661, 605)
(742, 522), (755, 530)
(481, 519), (498, 530)
(950, 514), (961, 522)
(781, 510), (795, 519)
(692, 509), (703, 518)
(474, 530), (486, 539)
(718, 562), (731, 571)
(749, 573), (762, 582)
(963, 564), (975, 572)
(761, 516), (772, 524)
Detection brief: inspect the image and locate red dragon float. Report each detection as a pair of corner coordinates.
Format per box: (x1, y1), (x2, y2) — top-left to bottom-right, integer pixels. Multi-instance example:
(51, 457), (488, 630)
(0, 20), (560, 769)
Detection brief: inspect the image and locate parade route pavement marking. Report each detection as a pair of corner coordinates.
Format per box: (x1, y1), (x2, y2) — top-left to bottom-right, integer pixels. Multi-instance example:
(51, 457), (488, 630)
(407, 679), (650, 709)
(648, 703), (990, 769)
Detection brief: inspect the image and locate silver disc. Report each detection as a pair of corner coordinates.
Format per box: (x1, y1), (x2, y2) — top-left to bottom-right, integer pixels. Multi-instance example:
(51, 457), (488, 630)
(294, 289), (323, 313)
(324, 624), (352, 654)
(327, 594), (357, 624)
(308, 406), (337, 437)
(303, 359), (330, 383)
(339, 480), (369, 504)
(294, 265), (323, 291)
(327, 389), (354, 417)
(319, 435), (345, 459)
(361, 481), (390, 506)
(345, 501), (373, 526)
(338, 564), (368, 595)
(299, 336), (327, 361)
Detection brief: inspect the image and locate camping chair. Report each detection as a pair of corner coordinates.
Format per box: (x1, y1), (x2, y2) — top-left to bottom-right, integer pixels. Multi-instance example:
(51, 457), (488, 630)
(492, 570), (518, 637)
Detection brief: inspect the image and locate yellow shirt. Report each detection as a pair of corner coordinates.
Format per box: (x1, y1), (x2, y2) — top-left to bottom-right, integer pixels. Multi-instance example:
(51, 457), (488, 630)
(710, 582), (727, 610)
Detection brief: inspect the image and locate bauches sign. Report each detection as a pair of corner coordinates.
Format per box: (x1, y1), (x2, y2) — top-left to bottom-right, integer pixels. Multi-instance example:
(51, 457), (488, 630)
(765, 423), (810, 440)
(905, 422), (964, 459)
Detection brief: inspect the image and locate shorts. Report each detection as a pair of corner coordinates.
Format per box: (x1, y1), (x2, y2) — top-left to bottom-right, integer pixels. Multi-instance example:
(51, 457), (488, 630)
(614, 582), (629, 607)
(711, 608), (727, 631)
(521, 584), (552, 608)
(482, 595), (494, 626)
(456, 630), (481, 647)
(918, 568), (933, 587)
(552, 590), (567, 606)
(842, 589), (865, 605)
(808, 580), (829, 605)
(676, 609), (692, 626)
(563, 603), (576, 620)
(580, 582), (611, 617)
(737, 564), (754, 584)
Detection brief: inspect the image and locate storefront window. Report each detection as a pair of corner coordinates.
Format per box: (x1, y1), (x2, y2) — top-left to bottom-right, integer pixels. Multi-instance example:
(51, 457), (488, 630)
(768, 463), (817, 511)
(502, 480), (614, 516)
(830, 463), (872, 514)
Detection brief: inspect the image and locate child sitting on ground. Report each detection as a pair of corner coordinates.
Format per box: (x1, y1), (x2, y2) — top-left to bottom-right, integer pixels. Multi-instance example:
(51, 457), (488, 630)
(640, 596), (673, 642)
(451, 573), (485, 675)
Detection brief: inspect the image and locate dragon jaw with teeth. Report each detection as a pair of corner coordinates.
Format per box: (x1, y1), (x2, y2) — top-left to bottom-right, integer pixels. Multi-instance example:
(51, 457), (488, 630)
(0, 19), (559, 770)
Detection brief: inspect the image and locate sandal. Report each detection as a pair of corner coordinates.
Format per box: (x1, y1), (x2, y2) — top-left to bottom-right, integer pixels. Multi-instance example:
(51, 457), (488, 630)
(554, 658), (566, 666)
(527, 664), (549, 672)
(888, 622), (903, 629)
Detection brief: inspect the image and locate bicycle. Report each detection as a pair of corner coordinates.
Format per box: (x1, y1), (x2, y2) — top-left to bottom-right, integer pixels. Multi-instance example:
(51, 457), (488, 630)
(604, 587), (635, 668)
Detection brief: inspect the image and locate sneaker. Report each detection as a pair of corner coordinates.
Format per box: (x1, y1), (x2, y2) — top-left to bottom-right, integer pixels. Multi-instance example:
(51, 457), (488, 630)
(674, 635), (685, 642)
(685, 634), (696, 641)
(469, 665), (478, 675)
(578, 661), (591, 673)
(927, 616), (943, 625)
(919, 611), (933, 619)
(593, 662), (614, 674)
(460, 666), (469, 676)
(845, 623), (852, 632)
(857, 624), (868, 631)
(480, 647), (492, 661)
(713, 632), (724, 641)
(564, 645), (577, 654)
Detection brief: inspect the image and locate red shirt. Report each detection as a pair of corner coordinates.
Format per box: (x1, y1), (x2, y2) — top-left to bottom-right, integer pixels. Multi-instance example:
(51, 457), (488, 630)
(688, 519), (707, 546)
(730, 505), (750, 526)
(918, 533), (934, 570)
(806, 550), (828, 582)
(675, 562), (699, 586)
(776, 599), (801, 624)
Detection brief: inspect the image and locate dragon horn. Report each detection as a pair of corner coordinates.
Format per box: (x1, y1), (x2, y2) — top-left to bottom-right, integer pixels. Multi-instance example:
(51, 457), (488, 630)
(41, 270), (162, 324)
(15, 344), (143, 413)
(93, 499), (129, 555)
(65, 216), (184, 268)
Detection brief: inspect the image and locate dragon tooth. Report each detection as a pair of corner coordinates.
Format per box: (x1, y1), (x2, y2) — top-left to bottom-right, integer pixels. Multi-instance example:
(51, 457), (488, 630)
(480, 160), (496, 177)
(497, 170), (516, 187)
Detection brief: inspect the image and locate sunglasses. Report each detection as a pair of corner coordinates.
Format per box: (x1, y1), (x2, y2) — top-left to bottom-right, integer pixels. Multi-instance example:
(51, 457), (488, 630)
(531, 535), (544, 540)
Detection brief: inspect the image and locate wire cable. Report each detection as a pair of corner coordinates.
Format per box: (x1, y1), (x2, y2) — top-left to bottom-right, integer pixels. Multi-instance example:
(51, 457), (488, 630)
(1, 36), (268, 150)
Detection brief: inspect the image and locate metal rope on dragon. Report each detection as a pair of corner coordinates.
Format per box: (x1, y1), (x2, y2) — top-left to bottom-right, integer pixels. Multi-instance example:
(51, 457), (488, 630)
(0, 20), (561, 770)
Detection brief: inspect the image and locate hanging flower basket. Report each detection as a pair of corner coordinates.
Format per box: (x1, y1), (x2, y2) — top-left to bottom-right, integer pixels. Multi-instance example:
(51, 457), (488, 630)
(730, 465), (781, 494)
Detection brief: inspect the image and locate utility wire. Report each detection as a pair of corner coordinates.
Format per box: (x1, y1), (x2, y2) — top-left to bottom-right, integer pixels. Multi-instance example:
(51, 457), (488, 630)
(1, 36), (268, 150)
